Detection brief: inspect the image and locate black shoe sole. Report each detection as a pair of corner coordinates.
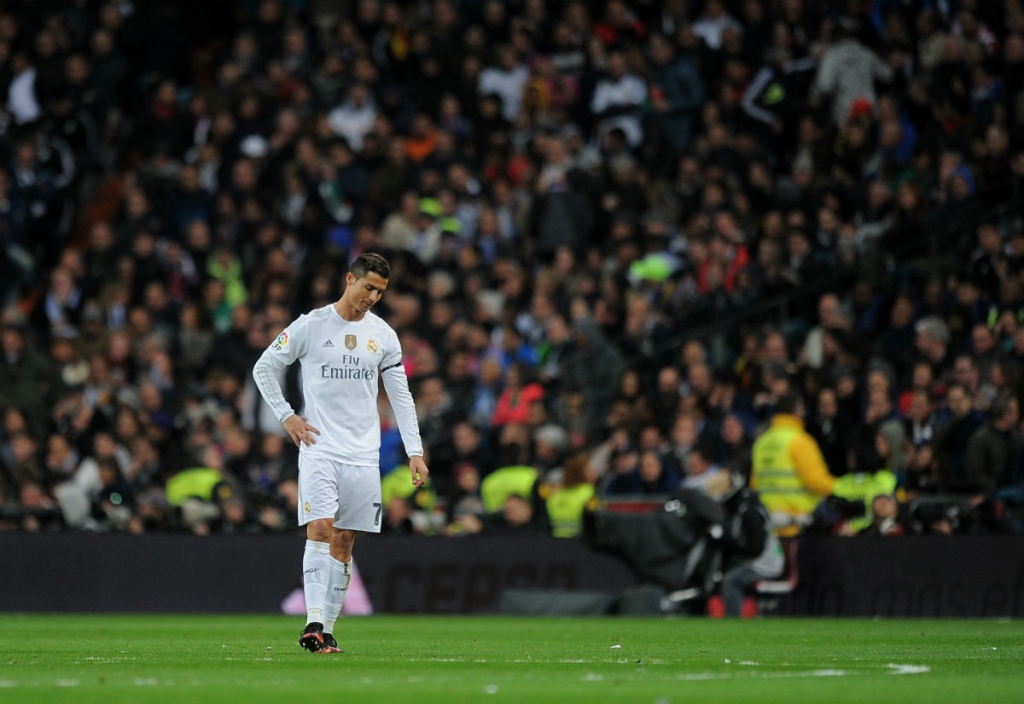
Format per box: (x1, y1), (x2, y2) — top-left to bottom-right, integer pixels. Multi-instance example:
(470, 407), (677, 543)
(298, 632), (324, 653)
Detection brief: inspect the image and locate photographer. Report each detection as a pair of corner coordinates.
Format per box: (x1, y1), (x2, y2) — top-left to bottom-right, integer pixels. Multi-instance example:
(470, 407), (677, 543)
(718, 482), (785, 617)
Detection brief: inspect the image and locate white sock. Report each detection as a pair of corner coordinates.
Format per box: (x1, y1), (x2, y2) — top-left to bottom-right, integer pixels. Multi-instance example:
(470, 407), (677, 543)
(322, 557), (351, 634)
(303, 540), (331, 625)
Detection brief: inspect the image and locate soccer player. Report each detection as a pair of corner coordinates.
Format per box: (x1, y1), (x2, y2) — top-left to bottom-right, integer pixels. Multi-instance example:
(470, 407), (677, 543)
(253, 253), (428, 653)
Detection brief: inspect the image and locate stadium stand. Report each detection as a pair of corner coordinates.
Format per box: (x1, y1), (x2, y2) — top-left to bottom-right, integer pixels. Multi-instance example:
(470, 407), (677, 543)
(2, 0), (1024, 545)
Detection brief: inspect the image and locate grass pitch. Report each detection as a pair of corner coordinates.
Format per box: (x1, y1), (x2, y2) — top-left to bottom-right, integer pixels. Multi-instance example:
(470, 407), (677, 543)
(1, 615), (1021, 703)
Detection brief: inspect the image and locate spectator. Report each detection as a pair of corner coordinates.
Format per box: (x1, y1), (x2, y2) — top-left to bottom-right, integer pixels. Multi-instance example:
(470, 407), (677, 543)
(444, 462), (486, 525)
(811, 20), (893, 127)
(801, 293), (852, 370)
(965, 394), (1024, 497)
(590, 50), (646, 149)
(380, 191), (420, 251)
(682, 442), (730, 499)
(478, 45), (529, 123)
(454, 493), (547, 536)
(934, 383), (987, 493)
(0, 322), (58, 431)
(533, 423), (569, 478)
(849, 379), (901, 474)
(645, 33), (704, 154)
(904, 388), (940, 450)
(381, 495), (417, 536)
(666, 413), (698, 474)
(876, 422), (909, 482)
(8, 51), (41, 125)
(716, 413), (753, 480)
(468, 357), (503, 429)
(858, 493), (905, 536)
(415, 374), (458, 461)
(875, 294), (918, 380)
(692, 0), (741, 51)
(604, 448), (681, 496)
(90, 456), (136, 531)
(967, 222), (1004, 303)
(808, 386), (852, 476)
(915, 316), (952, 374)
(491, 362), (545, 427)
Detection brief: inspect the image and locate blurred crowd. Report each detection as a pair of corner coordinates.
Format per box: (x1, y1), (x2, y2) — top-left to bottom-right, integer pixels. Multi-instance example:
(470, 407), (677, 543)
(3, 0), (1024, 538)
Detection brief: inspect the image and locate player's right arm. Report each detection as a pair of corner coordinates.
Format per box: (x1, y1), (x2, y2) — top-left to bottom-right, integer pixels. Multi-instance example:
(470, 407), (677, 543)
(282, 414), (320, 448)
(252, 315), (319, 447)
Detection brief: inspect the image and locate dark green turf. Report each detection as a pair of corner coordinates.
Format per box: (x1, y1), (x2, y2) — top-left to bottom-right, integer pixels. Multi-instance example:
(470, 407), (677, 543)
(1, 615), (1021, 703)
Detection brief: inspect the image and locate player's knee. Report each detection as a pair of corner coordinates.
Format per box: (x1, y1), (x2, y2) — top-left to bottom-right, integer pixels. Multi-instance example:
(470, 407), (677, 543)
(306, 519), (333, 542)
(331, 528), (356, 555)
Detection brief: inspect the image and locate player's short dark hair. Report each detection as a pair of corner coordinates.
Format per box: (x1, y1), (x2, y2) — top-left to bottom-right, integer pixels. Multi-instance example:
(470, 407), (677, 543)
(350, 252), (390, 280)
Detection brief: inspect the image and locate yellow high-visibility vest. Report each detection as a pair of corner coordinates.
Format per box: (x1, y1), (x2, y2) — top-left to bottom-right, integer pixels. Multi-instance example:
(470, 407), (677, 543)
(480, 466), (538, 512)
(545, 483), (595, 538)
(752, 424), (820, 519)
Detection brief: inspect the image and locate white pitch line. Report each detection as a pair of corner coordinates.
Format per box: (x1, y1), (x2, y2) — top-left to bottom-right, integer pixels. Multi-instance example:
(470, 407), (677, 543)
(669, 663), (932, 682)
(675, 670), (847, 681)
(887, 664), (931, 675)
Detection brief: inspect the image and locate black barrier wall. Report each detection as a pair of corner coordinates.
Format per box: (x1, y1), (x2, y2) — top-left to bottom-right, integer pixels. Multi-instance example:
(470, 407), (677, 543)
(2, 533), (1023, 616)
(0, 533), (302, 613)
(0, 533), (636, 614)
(782, 536), (1024, 617)
(353, 535), (637, 612)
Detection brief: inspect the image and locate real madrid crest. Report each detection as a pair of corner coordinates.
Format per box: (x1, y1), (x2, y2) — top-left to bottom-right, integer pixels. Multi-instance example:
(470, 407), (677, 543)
(368, 339), (379, 353)
(345, 334), (357, 350)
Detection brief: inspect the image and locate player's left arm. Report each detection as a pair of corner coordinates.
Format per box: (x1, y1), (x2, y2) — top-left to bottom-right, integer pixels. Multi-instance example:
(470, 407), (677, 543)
(407, 454), (429, 488)
(380, 335), (428, 487)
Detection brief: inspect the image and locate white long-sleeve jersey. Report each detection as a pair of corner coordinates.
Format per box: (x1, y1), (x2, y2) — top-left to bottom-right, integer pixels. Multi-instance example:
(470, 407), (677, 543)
(252, 304), (423, 467)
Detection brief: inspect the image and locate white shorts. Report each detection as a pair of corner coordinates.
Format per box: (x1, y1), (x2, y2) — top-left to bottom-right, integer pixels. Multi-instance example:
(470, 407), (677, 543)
(297, 454), (382, 533)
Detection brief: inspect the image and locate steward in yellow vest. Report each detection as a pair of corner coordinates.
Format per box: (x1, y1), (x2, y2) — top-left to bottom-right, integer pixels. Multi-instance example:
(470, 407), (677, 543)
(751, 392), (837, 535)
(542, 453), (597, 538)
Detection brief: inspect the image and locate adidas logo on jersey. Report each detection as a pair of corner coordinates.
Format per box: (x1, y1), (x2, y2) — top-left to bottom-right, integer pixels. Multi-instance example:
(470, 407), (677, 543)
(323, 340), (334, 347)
